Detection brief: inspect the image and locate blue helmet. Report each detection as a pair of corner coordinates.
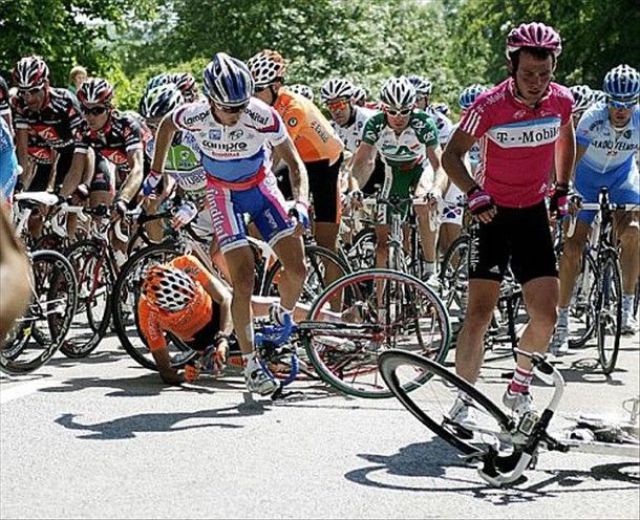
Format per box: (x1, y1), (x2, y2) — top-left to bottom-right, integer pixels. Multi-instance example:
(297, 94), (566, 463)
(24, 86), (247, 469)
(458, 84), (487, 109)
(603, 64), (640, 100)
(203, 53), (254, 107)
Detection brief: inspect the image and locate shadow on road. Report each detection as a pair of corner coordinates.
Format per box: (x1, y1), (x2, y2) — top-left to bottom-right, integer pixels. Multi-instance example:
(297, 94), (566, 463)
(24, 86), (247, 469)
(345, 438), (639, 503)
(54, 393), (271, 440)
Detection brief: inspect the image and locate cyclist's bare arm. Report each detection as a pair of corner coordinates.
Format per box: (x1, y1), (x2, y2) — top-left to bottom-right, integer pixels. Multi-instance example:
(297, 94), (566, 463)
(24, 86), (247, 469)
(14, 128), (30, 175)
(0, 205), (31, 343)
(201, 276), (233, 336)
(119, 149), (144, 202)
(442, 128), (479, 193)
(351, 141), (377, 189)
(60, 150), (89, 197)
(426, 144), (448, 196)
(273, 136), (309, 204)
(555, 121), (576, 185)
(152, 348), (184, 385)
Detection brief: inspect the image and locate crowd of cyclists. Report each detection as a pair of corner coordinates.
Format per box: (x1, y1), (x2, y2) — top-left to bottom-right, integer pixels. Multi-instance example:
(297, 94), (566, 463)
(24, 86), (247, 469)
(0, 21), (638, 428)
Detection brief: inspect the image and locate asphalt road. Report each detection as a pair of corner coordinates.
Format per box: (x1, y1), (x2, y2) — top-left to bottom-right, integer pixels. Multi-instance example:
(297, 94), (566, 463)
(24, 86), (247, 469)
(1, 329), (638, 519)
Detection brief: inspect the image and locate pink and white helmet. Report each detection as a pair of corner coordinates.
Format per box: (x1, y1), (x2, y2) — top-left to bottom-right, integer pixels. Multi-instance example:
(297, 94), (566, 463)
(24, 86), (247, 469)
(506, 22), (562, 58)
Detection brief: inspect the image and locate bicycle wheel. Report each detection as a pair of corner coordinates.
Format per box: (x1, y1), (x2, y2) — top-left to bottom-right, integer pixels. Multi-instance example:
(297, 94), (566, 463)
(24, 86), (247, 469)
(111, 243), (198, 370)
(568, 250), (598, 349)
(378, 350), (514, 455)
(302, 268), (451, 398)
(1, 250), (78, 374)
(61, 240), (114, 358)
(261, 244), (350, 306)
(346, 228), (376, 271)
(439, 235), (469, 330)
(596, 253), (622, 374)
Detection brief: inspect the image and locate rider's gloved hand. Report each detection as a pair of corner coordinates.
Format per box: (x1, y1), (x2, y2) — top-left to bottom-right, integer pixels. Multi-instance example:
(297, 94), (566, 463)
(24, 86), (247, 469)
(549, 182), (570, 218)
(142, 169), (163, 197)
(467, 185), (495, 216)
(172, 200), (198, 229)
(289, 200), (310, 229)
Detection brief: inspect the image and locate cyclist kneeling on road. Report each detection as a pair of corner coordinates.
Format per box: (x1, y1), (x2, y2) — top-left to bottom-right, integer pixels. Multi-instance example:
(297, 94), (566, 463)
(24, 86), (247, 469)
(138, 255), (232, 385)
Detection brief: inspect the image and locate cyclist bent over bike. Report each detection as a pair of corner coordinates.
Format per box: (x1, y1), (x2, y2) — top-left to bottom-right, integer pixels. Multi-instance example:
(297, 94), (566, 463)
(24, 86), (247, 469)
(150, 53), (308, 396)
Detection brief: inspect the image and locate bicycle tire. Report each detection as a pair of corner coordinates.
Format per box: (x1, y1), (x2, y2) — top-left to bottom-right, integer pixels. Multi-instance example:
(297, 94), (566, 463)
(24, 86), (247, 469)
(261, 244), (351, 305)
(378, 349), (513, 455)
(303, 268), (451, 398)
(596, 253), (622, 374)
(568, 249), (598, 349)
(60, 240), (114, 358)
(439, 234), (470, 325)
(111, 243), (198, 370)
(1, 250), (78, 374)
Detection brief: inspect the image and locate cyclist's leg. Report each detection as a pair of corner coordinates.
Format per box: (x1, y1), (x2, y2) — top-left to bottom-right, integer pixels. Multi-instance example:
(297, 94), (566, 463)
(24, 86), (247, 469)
(511, 203), (560, 371)
(455, 209), (507, 385)
(557, 218), (591, 308)
(89, 154), (115, 210)
(413, 167), (438, 276)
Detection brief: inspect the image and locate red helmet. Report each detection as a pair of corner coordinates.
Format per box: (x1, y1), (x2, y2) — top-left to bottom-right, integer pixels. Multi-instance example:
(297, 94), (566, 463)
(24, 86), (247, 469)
(506, 22), (562, 58)
(13, 56), (49, 89)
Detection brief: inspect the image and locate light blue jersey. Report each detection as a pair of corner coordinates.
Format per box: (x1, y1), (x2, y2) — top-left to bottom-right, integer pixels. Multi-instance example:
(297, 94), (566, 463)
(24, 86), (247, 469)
(0, 117), (18, 203)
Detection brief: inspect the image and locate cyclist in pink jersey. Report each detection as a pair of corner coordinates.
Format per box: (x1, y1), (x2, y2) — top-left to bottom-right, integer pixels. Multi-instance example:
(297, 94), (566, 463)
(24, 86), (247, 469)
(442, 22), (576, 421)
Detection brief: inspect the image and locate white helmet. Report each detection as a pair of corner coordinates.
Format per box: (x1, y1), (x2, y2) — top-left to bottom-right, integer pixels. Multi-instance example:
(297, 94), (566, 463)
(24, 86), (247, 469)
(287, 84), (314, 101)
(320, 78), (354, 103)
(246, 50), (287, 87)
(407, 75), (433, 97)
(351, 85), (366, 105)
(142, 264), (197, 312)
(380, 76), (416, 109)
(569, 85), (594, 114)
(139, 84), (184, 119)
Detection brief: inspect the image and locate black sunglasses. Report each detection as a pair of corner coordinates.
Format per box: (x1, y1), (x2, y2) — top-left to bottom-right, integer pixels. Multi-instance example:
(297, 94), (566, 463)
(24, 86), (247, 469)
(254, 85), (271, 93)
(18, 86), (44, 97)
(82, 105), (108, 116)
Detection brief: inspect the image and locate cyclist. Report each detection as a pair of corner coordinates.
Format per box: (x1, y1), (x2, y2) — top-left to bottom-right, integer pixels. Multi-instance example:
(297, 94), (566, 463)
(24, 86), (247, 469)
(439, 84), (488, 257)
(138, 254), (232, 385)
(146, 72), (199, 103)
(247, 50), (344, 276)
(11, 56), (87, 198)
(0, 74), (11, 131)
(351, 76), (447, 276)
(553, 64), (640, 347)
(408, 75), (454, 149)
(319, 78), (383, 195)
(150, 52), (308, 396)
(569, 84), (595, 128)
(442, 22), (575, 419)
(286, 84), (314, 102)
(351, 85), (367, 107)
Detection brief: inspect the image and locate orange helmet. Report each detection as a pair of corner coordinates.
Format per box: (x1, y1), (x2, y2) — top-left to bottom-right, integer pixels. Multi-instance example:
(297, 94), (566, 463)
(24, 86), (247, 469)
(142, 264), (196, 312)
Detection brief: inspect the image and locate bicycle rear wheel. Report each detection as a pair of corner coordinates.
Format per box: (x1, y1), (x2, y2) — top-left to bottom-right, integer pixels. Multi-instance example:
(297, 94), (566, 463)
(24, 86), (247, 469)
(1, 250), (78, 374)
(596, 253), (622, 374)
(439, 235), (469, 331)
(568, 250), (598, 349)
(302, 269), (451, 398)
(378, 350), (514, 455)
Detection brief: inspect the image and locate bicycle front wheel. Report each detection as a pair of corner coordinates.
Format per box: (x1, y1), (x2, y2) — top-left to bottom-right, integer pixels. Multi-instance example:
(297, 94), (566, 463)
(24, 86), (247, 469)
(1, 250), (78, 374)
(378, 350), (514, 455)
(596, 253), (622, 374)
(302, 268), (451, 398)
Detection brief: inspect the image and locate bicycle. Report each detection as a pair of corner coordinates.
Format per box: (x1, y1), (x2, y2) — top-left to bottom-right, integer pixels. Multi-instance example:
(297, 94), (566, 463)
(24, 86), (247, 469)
(1, 249), (78, 374)
(378, 348), (639, 487)
(563, 187), (639, 373)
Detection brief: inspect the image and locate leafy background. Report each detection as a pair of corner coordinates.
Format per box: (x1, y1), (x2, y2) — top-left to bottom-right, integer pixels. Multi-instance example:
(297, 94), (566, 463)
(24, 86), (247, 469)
(1, 0), (638, 114)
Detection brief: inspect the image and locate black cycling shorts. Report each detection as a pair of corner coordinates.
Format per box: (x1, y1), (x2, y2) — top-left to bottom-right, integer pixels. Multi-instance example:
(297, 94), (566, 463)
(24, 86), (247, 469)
(468, 201), (557, 285)
(90, 155), (114, 193)
(29, 145), (75, 192)
(184, 300), (221, 351)
(306, 154), (343, 224)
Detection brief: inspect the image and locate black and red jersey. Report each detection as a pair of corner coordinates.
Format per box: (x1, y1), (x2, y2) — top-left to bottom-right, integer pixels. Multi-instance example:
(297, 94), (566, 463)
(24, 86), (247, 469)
(78, 110), (148, 173)
(12, 87), (84, 151)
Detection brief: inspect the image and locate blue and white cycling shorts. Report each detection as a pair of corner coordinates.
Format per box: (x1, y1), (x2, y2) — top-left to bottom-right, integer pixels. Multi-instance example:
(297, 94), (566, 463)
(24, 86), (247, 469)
(575, 167), (640, 225)
(205, 170), (295, 253)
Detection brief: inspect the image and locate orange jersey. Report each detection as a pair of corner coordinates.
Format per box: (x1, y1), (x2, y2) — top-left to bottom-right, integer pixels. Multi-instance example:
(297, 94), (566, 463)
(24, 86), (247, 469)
(273, 89), (343, 164)
(138, 255), (216, 351)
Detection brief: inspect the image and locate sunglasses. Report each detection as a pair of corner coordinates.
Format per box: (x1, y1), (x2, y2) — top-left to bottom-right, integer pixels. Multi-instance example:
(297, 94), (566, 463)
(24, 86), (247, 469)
(326, 99), (350, 111)
(608, 97), (638, 110)
(82, 105), (108, 116)
(18, 86), (44, 97)
(254, 85), (272, 93)
(386, 107), (412, 117)
(213, 102), (249, 114)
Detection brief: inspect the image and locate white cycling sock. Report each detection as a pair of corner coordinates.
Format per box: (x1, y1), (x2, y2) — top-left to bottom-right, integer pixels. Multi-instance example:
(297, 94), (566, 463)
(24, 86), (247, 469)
(622, 294), (635, 313)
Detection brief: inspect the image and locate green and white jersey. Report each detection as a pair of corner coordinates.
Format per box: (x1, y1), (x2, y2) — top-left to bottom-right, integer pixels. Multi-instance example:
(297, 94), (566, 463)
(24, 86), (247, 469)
(361, 110), (439, 169)
(145, 130), (206, 202)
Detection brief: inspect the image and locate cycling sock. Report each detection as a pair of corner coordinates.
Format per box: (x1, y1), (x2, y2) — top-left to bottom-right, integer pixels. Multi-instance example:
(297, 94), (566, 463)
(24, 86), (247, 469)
(509, 366), (533, 394)
(424, 261), (436, 276)
(242, 352), (256, 369)
(622, 294), (634, 313)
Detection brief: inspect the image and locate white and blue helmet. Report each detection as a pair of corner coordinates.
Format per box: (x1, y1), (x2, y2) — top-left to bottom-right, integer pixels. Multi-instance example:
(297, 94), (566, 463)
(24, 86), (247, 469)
(287, 83), (314, 101)
(603, 64), (640, 101)
(204, 53), (254, 107)
(458, 84), (487, 110)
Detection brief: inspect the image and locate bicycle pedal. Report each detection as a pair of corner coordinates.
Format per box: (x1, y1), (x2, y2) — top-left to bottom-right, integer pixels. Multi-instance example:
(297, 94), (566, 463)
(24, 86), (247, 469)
(272, 390), (306, 403)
